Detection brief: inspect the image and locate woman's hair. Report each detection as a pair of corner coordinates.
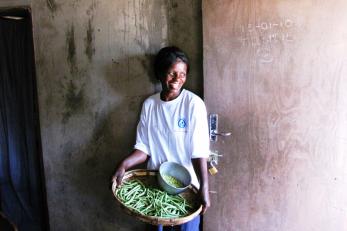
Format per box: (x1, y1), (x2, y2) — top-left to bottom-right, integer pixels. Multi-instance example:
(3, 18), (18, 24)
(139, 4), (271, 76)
(154, 46), (189, 80)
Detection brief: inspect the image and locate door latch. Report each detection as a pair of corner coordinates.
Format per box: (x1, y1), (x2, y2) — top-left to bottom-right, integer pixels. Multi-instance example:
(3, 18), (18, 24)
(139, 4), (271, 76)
(209, 114), (231, 142)
(208, 151), (222, 175)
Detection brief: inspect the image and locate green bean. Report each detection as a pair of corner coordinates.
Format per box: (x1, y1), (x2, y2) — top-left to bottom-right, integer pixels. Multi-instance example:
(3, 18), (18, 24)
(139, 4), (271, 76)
(115, 179), (193, 218)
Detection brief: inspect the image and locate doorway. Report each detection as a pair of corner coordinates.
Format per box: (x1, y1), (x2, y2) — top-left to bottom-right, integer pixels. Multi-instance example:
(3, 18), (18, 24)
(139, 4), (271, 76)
(0, 8), (48, 230)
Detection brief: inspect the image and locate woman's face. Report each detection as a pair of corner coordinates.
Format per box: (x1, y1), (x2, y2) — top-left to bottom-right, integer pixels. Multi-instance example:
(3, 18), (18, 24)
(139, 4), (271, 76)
(160, 61), (187, 94)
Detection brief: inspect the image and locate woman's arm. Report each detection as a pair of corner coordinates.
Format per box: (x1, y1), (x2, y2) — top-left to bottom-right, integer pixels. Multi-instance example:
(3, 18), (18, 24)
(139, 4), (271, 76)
(112, 149), (149, 187)
(192, 157), (210, 214)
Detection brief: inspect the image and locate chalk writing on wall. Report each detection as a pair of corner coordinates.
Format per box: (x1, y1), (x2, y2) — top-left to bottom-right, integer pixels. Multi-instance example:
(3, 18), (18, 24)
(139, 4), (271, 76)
(238, 19), (295, 63)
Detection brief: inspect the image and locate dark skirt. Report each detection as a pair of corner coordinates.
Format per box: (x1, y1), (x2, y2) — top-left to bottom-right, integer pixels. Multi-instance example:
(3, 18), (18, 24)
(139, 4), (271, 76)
(146, 215), (201, 231)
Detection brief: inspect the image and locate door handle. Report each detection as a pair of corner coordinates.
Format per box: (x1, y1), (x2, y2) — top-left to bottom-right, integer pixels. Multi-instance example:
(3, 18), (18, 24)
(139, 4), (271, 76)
(209, 114), (231, 142)
(211, 130), (231, 137)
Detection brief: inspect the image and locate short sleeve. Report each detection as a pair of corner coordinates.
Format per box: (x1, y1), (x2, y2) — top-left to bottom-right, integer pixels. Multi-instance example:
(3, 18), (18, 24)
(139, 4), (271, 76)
(134, 103), (150, 155)
(190, 98), (210, 159)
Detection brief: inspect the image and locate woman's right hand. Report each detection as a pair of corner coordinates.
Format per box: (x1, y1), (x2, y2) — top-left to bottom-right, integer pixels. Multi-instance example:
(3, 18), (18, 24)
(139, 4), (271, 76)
(110, 150), (148, 189)
(111, 165), (126, 188)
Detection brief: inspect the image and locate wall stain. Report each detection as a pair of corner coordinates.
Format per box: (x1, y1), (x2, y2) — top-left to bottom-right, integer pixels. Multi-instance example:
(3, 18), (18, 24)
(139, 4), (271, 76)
(85, 18), (95, 62)
(70, 0), (82, 9)
(66, 24), (77, 74)
(86, 0), (98, 16)
(46, 0), (58, 13)
(141, 54), (156, 83)
(171, 1), (179, 8)
(62, 80), (84, 123)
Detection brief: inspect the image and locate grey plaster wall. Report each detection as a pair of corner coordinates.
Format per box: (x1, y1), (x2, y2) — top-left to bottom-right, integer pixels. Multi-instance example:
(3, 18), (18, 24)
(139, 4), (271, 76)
(7, 0), (203, 230)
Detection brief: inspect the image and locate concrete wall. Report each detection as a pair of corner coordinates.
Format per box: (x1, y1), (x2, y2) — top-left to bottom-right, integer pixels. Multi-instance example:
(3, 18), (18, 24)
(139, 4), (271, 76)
(0, 0), (202, 230)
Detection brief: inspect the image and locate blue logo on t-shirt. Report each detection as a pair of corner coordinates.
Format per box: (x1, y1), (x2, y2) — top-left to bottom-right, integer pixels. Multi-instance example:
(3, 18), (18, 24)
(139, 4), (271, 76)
(178, 118), (187, 128)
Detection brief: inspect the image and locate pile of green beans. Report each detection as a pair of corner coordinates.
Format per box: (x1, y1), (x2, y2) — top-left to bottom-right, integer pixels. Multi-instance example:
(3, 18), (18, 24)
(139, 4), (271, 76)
(115, 179), (193, 218)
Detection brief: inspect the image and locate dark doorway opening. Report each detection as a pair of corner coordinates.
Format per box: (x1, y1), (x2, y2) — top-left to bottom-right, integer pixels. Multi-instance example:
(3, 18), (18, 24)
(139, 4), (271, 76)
(0, 8), (49, 231)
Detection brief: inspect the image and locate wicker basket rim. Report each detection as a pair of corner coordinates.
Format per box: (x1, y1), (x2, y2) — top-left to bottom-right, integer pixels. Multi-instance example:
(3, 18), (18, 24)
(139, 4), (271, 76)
(112, 169), (202, 226)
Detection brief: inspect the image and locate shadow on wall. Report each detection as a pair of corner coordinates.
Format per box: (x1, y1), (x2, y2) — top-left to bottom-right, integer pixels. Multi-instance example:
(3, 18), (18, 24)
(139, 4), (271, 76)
(66, 53), (158, 229)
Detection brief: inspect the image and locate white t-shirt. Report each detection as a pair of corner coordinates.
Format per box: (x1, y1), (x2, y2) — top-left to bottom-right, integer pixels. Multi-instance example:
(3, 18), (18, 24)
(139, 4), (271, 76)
(134, 89), (210, 187)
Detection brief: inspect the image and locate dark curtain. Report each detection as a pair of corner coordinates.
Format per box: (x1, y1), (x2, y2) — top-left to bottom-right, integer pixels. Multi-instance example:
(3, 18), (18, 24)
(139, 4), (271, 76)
(0, 10), (48, 230)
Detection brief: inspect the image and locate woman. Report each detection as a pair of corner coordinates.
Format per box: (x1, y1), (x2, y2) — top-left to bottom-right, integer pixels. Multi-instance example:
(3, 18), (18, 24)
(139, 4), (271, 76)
(112, 46), (210, 231)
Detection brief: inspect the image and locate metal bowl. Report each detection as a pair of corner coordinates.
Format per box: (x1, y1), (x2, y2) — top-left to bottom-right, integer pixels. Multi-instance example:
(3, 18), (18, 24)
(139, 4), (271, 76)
(158, 162), (192, 195)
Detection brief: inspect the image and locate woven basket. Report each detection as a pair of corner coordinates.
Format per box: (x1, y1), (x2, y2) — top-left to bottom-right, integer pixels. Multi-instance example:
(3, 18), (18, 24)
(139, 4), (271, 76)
(112, 169), (202, 226)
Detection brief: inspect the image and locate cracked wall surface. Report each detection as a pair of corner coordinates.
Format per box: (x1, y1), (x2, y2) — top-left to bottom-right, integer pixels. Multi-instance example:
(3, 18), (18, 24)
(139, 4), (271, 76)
(0, 0), (202, 230)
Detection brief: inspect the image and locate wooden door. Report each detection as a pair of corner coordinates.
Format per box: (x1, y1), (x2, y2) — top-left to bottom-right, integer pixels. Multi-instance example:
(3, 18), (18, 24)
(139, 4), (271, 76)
(203, 1), (347, 230)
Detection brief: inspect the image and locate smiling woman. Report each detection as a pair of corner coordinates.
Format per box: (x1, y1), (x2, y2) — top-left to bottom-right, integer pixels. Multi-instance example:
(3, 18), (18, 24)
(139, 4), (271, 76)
(112, 46), (210, 231)
(160, 61), (188, 101)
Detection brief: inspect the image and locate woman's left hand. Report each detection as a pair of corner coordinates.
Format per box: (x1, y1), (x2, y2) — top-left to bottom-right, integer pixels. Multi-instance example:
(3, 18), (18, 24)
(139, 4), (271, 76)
(199, 185), (210, 214)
